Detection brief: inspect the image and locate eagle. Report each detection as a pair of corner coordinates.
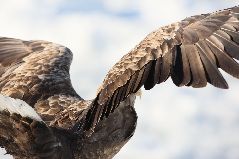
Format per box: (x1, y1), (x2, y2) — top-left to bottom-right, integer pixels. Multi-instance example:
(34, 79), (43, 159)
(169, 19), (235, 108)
(0, 5), (239, 159)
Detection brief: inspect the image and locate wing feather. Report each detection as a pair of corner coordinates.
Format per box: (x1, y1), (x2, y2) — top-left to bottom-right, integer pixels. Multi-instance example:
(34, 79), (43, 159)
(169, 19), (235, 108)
(228, 21), (239, 30)
(196, 43), (228, 88)
(222, 28), (239, 44)
(172, 45), (191, 86)
(206, 39), (239, 78)
(158, 48), (173, 84)
(84, 6), (239, 131)
(184, 44), (207, 87)
(144, 59), (159, 90)
(213, 31), (239, 60)
(131, 62), (153, 93)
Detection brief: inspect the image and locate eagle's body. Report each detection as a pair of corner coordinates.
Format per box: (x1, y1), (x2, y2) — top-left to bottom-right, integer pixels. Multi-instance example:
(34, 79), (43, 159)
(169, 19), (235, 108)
(0, 92), (137, 159)
(0, 5), (239, 159)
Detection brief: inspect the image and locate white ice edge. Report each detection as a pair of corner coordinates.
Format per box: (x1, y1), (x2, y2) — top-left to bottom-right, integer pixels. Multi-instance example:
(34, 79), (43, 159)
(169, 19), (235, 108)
(0, 94), (42, 121)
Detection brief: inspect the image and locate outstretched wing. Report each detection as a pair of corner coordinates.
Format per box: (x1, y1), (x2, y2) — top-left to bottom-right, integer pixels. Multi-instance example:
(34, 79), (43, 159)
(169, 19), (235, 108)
(0, 37), (79, 106)
(85, 6), (239, 130)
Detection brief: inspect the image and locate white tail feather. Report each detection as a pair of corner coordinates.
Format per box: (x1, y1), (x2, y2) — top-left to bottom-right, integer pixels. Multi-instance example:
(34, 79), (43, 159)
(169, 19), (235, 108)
(0, 94), (42, 121)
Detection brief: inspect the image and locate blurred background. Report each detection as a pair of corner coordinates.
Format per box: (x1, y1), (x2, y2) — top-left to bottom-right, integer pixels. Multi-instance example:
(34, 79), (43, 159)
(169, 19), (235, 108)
(0, 0), (239, 159)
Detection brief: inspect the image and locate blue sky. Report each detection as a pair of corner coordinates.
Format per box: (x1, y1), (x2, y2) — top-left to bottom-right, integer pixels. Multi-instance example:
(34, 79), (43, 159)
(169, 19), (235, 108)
(57, 0), (139, 18)
(0, 0), (239, 159)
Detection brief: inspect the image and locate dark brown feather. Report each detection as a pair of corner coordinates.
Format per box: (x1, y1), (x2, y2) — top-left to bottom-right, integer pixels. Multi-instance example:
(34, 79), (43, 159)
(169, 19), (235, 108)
(140, 60), (153, 89)
(144, 59), (159, 90)
(133, 68), (146, 92)
(222, 28), (239, 44)
(181, 44), (207, 87)
(196, 43), (228, 88)
(171, 45), (191, 86)
(213, 32), (239, 60)
(158, 50), (173, 84)
(206, 39), (239, 78)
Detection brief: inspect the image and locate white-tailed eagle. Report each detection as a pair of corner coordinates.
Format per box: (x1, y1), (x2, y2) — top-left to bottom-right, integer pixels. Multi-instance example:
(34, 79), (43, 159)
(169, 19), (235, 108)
(0, 5), (239, 159)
